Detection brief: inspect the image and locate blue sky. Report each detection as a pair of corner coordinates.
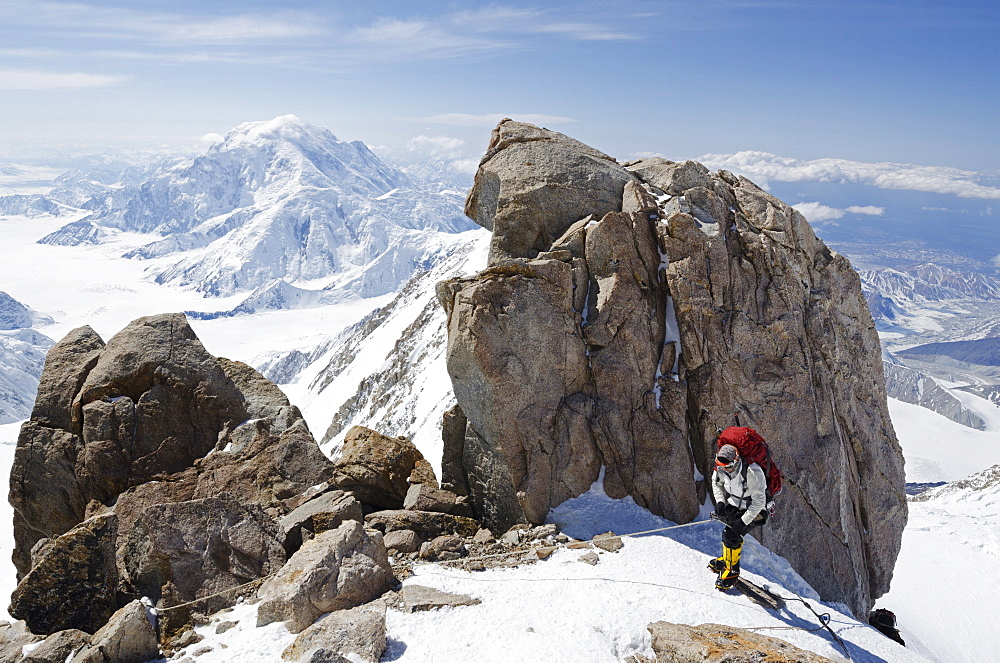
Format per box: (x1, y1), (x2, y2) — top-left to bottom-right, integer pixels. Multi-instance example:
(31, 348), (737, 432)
(0, 0), (997, 171)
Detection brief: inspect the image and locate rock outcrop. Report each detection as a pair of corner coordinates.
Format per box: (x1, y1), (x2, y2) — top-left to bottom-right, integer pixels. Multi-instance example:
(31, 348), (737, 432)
(645, 622), (837, 663)
(438, 120), (907, 616)
(8, 313), (339, 636)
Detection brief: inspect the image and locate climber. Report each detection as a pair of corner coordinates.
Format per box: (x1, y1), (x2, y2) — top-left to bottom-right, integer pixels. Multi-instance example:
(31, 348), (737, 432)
(709, 443), (768, 590)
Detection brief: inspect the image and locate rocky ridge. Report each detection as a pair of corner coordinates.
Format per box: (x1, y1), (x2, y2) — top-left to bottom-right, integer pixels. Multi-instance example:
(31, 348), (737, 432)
(437, 119), (907, 617)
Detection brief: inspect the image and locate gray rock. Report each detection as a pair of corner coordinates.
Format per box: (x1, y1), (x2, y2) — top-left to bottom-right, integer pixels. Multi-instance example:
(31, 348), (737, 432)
(440, 122), (906, 616)
(330, 427), (431, 511)
(387, 585), (481, 613)
(256, 521), (394, 634)
(593, 532), (623, 553)
(364, 509), (480, 540)
(281, 604), (386, 663)
(71, 600), (159, 663)
(418, 535), (465, 561)
(122, 494), (286, 637)
(440, 405), (470, 496)
(578, 552), (600, 566)
(472, 528), (495, 545)
(383, 529), (421, 554)
(280, 490), (364, 555)
(0, 620), (42, 663)
(646, 621), (836, 662)
(22, 628), (90, 663)
(466, 119), (638, 265)
(9, 514), (119, 635)
(403, 483), (457, 513)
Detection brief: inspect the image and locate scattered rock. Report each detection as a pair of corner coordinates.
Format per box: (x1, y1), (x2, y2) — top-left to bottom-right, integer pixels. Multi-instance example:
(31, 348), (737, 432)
(418, 535), (466, 561)
(387, 585), (481, 613)
(593, 532), (624, 553)
(257, 521), (394, 634)
(646, 621), (837, 662)
(578, 552), (600, 566)
(214, 622), (237, 635)
(383, 529), (421, 554)
(472, 528), (495, 545)
(280, 490), (364, 555)
(364, 509), (480, 540)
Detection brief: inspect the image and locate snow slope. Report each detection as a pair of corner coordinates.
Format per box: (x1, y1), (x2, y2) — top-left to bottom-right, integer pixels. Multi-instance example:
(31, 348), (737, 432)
(158, 476), (924, 663)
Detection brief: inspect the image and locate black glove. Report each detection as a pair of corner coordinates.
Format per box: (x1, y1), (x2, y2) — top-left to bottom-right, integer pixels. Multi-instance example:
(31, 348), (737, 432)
(715, 501), (726, 518)
(728, 518), (749, 536)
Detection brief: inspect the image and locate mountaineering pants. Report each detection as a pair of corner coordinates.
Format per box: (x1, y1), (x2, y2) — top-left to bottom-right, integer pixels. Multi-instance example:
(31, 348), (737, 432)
(722, 510), (768, 549)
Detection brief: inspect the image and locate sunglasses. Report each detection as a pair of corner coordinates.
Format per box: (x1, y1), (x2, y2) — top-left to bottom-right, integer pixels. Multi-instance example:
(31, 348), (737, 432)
(716, 456), (736, 468)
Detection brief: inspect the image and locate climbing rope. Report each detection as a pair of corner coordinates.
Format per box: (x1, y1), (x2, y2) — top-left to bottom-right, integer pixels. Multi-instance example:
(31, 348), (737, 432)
(741, 537), (854, 661)
(155, 575), (272, 614)
(393, 519), (714, 572)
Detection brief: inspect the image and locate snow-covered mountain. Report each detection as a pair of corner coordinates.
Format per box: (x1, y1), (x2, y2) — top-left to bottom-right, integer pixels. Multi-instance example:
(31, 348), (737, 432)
(0, 293), (54, 424)
(38, 115), (476, 299)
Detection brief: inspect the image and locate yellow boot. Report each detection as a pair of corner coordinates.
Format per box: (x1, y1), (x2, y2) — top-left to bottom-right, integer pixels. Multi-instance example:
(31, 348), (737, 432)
(715, 543), (742, 590)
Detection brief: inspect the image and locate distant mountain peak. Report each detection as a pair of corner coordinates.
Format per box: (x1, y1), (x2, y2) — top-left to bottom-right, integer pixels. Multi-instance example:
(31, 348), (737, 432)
(214, 114), (340, 153)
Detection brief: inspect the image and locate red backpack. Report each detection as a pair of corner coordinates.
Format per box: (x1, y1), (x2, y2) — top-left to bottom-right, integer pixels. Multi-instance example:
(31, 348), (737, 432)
(717, 426), (783, 502)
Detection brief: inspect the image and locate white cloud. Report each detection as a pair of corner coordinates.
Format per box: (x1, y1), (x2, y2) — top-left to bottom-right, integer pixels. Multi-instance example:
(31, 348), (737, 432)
(527, 22), (637, 41)
(792, 202), (885, 224)
(200, 133), (224, 146)
(845, 205), (885, 216)
(449, 158), (480, 175)
(992, 254), (1000, 269)
(0, 69), (127, 90)
(699, 151), (1000, 200)
(792, 202), (845, 223)
(422, 113), (577, 128)
(407, 135), (466, 159)
(347, 19), (505, 60)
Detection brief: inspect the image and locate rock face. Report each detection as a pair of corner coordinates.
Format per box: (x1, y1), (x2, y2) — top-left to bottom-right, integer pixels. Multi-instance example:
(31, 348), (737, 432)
(646, 622), (836, 663)
(330, 426), (433, 510)
(8, 312), (338, 635)
(438, 120), (907, 616)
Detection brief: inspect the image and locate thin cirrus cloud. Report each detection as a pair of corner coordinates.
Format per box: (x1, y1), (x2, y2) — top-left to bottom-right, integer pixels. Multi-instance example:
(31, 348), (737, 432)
(697, 151), (1000, 200)
(0, 68), (128, 90)
(421, 113), (577, 128)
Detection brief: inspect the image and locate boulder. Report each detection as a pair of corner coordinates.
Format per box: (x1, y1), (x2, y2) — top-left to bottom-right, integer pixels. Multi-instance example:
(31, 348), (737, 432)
(281, 604), (386, 663)
(386, 585), (481, 613)
(330, 426), (430, 511)
(280, 490), (364, 554)
(592, 532), (624, 553)
(121, 493), (286, 636)
(646, 622), (836, 663)
(364, 509), (480, 540)
(382, 529), (421, 554)
(439, 405), (470, 496)
(23, 629), (90, 663)
(0, 621), (42, 663)
(403, 483), (458, 513)
(439, 122), (906, 616)
(418, 535), (465, 561)
(465, 119), (638, 265)
(70, 600), (159, 663)
(9, 514), (119, 635)
(256, 521), (394, 634)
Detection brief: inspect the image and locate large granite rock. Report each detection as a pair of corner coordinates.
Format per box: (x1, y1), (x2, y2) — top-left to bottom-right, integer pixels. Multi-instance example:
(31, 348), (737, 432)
(9, 514), (119, 635)
(71, 600), (159, 663)
(281, 604), (386, 663)
(9, 312), (337, 636)
(466, 119), (638, 265)
(438, 124), (907, 616)
(121, 494), (286, 636)
(256, 521), (394, 634)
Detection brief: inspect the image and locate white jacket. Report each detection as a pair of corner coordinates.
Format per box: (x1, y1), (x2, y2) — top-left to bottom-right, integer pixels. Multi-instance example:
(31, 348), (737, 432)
(712, 458), (767, 526)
